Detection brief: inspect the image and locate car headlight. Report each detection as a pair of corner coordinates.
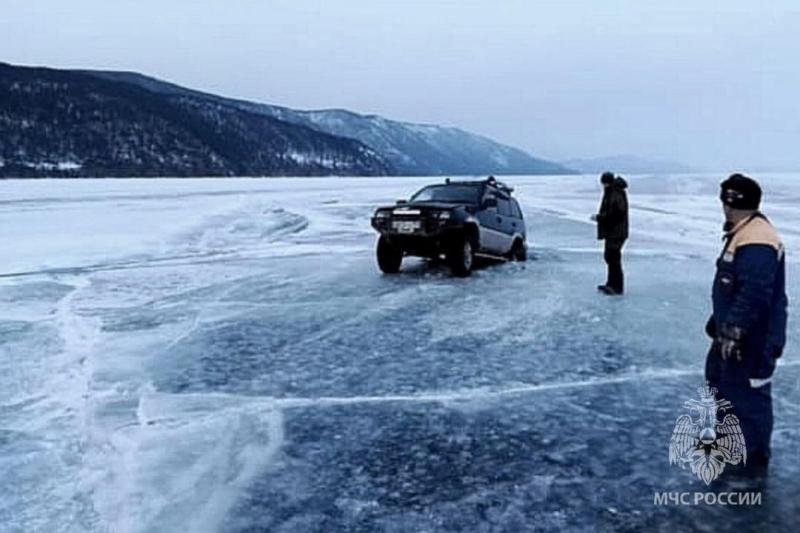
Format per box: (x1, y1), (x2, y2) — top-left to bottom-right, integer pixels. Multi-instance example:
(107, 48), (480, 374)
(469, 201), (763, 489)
(436, 211), (451, 220)
(375, 210), (390, 219)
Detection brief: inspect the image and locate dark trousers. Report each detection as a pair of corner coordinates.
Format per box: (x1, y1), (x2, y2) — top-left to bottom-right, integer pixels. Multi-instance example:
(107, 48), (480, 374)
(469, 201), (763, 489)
(603, 238), (625, 293)
(706, 344), (774, 476)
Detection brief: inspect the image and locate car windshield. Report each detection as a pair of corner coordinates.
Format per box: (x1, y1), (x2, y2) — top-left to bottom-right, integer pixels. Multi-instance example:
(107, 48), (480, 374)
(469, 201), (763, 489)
(409, 185), (479, 204)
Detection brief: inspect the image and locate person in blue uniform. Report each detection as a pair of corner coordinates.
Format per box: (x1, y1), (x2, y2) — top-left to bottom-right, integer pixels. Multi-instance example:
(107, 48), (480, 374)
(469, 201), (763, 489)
(705, 173), (788, 478)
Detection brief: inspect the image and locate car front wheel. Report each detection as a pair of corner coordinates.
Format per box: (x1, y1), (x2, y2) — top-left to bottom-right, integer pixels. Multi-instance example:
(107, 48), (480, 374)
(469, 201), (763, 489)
(448, 236), (474, 277)
(376, 235), (402, 273)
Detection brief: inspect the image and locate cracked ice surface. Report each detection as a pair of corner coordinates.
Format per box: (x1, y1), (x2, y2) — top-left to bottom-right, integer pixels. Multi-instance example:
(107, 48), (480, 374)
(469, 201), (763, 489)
(1, 175), (799, 532)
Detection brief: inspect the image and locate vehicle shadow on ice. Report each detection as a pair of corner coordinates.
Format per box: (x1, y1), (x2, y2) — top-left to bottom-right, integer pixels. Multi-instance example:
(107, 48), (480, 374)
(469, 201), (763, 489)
(385, 256), (518, 279)
(383, 248), (564, 279)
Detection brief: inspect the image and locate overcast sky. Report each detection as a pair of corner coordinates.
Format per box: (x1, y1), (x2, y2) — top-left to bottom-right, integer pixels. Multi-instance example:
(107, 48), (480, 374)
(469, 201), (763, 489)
(3, 0), (799, 170)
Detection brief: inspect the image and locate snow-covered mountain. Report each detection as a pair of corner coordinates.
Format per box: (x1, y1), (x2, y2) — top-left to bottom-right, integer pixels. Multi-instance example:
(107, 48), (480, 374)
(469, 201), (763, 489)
(84, 68), (573, 176)
(261, 108), (572, 175)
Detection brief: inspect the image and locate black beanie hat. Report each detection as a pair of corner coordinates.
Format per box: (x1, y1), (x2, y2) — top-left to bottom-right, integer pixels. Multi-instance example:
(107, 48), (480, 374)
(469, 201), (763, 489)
(720, 173), (761, 210)
(600, 171), (615, 185)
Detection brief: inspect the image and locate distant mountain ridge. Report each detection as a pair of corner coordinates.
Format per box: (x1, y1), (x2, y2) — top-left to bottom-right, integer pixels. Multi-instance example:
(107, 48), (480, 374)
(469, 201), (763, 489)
(562, 154), (696, 175)
(0, 63), (573, 177)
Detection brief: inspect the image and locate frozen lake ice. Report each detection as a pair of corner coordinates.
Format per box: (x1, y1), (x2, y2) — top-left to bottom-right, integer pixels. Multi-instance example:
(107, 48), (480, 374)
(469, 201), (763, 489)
(1, 175), (798, 532)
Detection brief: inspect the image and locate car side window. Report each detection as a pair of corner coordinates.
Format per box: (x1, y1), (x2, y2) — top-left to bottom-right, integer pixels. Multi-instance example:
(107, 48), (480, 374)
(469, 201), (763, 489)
(497, 197), (512, 217)
(482, 192), (497, 211)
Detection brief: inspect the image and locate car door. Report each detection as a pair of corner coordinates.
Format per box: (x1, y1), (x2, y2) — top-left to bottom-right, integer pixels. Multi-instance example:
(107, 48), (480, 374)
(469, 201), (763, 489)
(477, 190), (504, 253)
(496, 196), (515, 254)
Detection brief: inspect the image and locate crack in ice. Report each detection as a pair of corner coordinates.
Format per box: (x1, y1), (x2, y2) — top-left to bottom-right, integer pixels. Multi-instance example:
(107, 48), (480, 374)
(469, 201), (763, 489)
(142, 360), (800, 418)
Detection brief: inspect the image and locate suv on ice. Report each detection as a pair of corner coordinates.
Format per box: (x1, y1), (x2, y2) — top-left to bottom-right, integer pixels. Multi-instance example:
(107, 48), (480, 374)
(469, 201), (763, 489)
(370, 176), (527, 276)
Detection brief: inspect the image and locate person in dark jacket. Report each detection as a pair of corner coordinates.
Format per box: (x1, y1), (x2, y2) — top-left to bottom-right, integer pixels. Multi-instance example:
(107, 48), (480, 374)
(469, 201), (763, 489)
(705, 173), (787, 479)
(592, 172), (629, 294)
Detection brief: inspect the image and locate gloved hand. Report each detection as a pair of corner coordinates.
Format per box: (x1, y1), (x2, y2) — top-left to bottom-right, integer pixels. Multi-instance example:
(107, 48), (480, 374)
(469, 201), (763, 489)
(705, 316), (717, 339)
(719, 338), (742, 361)
(718, 324), (744, 361)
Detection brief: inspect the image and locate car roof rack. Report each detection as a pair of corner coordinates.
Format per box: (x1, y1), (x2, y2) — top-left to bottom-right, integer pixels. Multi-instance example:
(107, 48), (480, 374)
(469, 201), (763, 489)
(485, 175), (514, 193)
(442, 176), (514, 194)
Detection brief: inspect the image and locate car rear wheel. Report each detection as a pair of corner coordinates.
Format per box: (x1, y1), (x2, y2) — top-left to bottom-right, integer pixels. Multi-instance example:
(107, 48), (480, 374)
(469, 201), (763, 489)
(376, 235), (402, 273)
(448, 236), (474, 277)
(509, 239), (527, 262)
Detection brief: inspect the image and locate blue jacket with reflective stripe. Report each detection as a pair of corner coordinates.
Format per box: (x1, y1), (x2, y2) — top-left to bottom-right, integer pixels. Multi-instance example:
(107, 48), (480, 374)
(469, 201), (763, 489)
(711, 213), (787, 382)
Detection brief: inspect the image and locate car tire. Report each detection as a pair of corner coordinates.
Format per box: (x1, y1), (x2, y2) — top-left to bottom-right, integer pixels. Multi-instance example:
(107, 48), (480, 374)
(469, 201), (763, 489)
(509, 239), (527, 262)
(376, 235), (402, 273)
(448, 236), (474, 277)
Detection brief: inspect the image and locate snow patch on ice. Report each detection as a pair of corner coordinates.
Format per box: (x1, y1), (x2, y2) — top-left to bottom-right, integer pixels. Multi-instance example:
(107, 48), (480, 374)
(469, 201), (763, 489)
(172, 202), (309, 254)
(91, 389), (284, 533)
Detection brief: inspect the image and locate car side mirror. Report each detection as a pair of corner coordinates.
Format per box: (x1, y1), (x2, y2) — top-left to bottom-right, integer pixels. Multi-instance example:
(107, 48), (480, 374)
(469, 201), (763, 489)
(395, 199), (408, 205)
(483, 197), (497, 209)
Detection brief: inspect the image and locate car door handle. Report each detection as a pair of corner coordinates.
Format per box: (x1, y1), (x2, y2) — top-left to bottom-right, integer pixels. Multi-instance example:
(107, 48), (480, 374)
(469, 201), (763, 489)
(496, 217), (502, 223)
(511, 222), (517, 227)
